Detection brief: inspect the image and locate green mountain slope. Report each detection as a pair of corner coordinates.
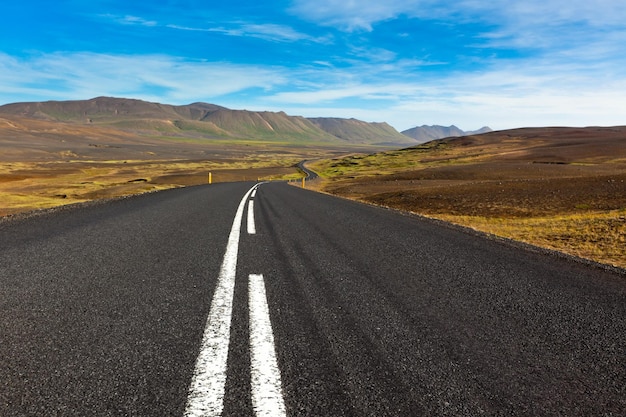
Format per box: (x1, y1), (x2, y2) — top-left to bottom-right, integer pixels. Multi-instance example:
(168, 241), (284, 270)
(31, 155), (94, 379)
(308, 117), (416, 145)
(0, 97), (417, 145)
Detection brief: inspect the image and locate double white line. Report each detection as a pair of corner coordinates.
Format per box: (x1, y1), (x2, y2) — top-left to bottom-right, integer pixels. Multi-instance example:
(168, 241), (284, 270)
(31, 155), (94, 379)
(185, 183), (286, 417)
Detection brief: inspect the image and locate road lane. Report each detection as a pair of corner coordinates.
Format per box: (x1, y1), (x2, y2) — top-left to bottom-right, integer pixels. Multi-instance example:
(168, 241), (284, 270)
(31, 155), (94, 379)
(0, 182), (255, 416)
(244, 181), (626, 416)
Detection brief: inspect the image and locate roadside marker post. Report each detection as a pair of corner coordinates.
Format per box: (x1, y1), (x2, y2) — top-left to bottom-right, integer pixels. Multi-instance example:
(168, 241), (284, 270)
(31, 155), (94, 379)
(209, 172), (212, 184)
(302, 177), (305, 188)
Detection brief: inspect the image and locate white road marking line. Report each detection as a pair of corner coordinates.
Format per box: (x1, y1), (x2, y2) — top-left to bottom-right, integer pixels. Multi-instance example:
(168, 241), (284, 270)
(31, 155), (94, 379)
(247, 200), (256, 235)
(249, 274), (287, 417)
(184, 183), (259, 417)
(251, 188), (257, 198)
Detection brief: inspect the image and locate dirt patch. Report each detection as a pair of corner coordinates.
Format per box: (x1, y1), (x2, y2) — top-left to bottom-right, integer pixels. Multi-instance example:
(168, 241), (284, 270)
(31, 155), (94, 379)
(354, 172), (626, 218)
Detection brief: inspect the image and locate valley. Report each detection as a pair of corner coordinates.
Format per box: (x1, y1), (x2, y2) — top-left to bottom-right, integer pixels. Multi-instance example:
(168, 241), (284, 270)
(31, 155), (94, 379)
(0, 98), (391, 215)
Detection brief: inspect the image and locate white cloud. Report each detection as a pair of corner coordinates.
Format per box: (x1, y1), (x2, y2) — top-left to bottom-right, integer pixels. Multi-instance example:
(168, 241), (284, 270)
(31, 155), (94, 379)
(290, 0), (626, 30)
(267, 80), (430, 105)
(255, 49), (626, 131)
(0, 53), (286, 105)
(282, 0), (626, 130)
(290, 0), (626, 54)
(101, 14), (158, 27)
(289, 0), (423, 31)
(104, 11), (329, 44)
(209, 22), (334, 44)
(499, 0), (626, 28)
(167, 22), (327, 43)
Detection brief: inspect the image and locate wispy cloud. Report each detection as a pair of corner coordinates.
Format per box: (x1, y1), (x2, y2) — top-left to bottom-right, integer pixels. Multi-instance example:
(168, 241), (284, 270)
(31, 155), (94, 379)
(289, 0), (423, 31)
(259, 47), (626, 130)
(0, 52), (286, 104)
(103, 12), (328, 44)
(102, 14), (158, 27)
(207, 23), (330, 43)
(283, 0), (626, 130)
(499, 0), (626, 27)
(290, 0), (626, 29)
(290, 0), (626, 50)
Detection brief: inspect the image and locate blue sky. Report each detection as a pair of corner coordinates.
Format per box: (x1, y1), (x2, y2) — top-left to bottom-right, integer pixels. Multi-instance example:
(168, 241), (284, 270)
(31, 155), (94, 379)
(1, 0), (625, 131)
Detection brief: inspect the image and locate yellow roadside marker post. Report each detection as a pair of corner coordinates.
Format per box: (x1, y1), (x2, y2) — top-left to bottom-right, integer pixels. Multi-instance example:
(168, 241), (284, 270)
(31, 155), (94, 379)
(208, 172), (212, 184)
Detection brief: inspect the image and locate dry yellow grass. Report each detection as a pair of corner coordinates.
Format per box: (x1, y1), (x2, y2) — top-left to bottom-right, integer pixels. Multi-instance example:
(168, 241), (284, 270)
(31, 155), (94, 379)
(432, 210), (626, 269)
(0, 158), (306, 216)
(307, 128), (626, 270)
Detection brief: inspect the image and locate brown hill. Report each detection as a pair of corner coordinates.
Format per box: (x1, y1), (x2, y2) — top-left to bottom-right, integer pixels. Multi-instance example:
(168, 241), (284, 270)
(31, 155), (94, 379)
(0, 97), (415, 145)
(0, 114), (220, 162)
(314, 125), (626, 218)
(199, 109), (338, 142)
(311, 125), (626, 267)
(309, 117), (416, 145)
(430, 126), (626, 163)
(0, 97), (227, 123)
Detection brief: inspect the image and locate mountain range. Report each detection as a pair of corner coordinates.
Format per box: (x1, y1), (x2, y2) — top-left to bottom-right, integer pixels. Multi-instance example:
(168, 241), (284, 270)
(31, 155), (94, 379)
(401, 125), (492, 142)
(0, 97), (491, 146)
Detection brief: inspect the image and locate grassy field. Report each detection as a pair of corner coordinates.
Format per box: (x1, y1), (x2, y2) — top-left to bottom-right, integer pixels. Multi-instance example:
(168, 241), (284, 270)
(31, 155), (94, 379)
(0, 159), (305, 216)
(309, 127), (626, 269)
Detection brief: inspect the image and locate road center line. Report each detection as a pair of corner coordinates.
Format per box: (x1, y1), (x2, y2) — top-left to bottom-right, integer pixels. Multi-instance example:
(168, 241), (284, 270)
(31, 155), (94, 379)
(249, 274), (286, 417)
(184, 183), (259, 417)
(247, 200), (256, 235)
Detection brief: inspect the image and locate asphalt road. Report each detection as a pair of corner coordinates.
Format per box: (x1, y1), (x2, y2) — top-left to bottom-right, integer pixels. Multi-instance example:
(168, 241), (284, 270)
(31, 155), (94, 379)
(1, 181), (624, 416)
(295, 160), (318, 180)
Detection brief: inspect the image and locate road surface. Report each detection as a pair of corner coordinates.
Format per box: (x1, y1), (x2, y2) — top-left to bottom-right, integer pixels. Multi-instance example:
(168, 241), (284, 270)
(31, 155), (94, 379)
(1, 181), (624, 416)
(295, 160), (318, 180)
